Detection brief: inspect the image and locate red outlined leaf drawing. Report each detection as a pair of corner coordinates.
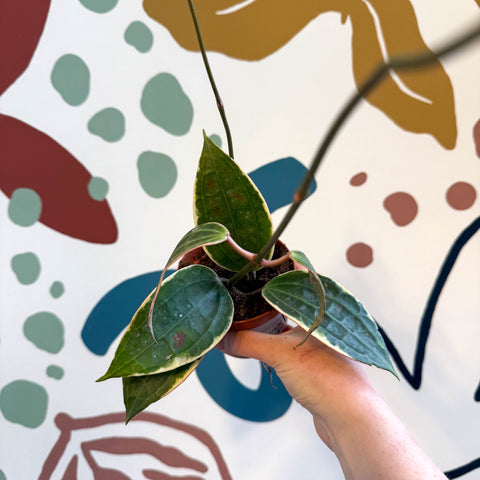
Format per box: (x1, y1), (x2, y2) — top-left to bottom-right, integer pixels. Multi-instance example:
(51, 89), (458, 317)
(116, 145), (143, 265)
(0, 114), (118, 244)
(39, 412), (232, 480)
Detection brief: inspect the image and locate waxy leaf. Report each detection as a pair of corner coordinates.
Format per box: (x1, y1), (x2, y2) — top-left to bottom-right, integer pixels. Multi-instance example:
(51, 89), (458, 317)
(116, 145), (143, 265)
(194, 133), (273, 271)
(147, 222), (230, 335)
(123, 358), (202, 423)
(289, 250), (326, 343)
(262, 270), (396, 375)
(164, 222), (229, 269)
(98, 265), (233, 380)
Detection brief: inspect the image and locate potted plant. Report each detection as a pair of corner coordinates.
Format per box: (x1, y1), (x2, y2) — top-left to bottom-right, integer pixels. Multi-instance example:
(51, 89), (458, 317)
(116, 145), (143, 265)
(98, 1), (480, 423)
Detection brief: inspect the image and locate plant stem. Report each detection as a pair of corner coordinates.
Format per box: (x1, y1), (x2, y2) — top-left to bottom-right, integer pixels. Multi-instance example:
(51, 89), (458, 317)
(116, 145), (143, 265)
(228, 21), (480, 286)
(187, 0), (234, 159)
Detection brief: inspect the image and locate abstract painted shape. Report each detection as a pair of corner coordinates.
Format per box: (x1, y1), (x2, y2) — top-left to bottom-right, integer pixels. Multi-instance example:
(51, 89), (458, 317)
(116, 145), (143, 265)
(248, 157), (317, 213)
(350, 171), (367, 186)
(383, 191), (418, 226)
(88, 177), (109, 201)
(0, 114), (118, 243)
(0, 0), (51, 95)
(209, 134), (222, 148)
(346, 242), (373, 267)
(137, 151), (177, 198)
(446, 182), (477, 211)
(88, 108), (125, 142)
(0, 380), (48, 428)
(196, 349), (292, 422)
(46, 365), (65, 380)
(474, 119), (480, 158)
(124, 21), (153, 53)
(50, 281), (65, 298)
(140, 73), (193, 135)
(11, 252), (41, 284)
(143, 0), (456, 148)
(8, 188), (42, 227)
(39, 412), (232, 479)
(0, 469), (6, 480)
(23, 312), (64, 354)
(51, 54), (90, 106)
(78, 0), (118, 14)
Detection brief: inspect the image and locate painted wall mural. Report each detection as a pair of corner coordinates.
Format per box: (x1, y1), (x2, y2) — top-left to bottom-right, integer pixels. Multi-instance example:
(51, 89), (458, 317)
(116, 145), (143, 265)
(0, 0), (479, 479)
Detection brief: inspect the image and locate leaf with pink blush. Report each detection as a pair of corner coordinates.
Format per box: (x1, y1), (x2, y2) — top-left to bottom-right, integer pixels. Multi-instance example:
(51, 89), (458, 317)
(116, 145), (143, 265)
(0, 114), (118, 244)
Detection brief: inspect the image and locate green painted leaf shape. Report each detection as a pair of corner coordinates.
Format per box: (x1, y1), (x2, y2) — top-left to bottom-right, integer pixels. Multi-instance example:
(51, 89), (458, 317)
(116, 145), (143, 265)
(289, 250), (326, 344)
(98, 265), (233, 380)
(194, 132), (273, 271)
(123, 358), (202, 423)
(262, 270), (396, 376)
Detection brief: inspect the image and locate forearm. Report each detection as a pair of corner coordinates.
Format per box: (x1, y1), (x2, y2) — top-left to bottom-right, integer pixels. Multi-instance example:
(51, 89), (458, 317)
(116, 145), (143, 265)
(316, 390), (448, 480)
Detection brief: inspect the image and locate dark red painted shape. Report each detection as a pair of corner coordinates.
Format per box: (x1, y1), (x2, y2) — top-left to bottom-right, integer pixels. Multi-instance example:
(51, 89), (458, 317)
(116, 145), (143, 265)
(0, 0), (51, 95)
(0, 114), (118, 244)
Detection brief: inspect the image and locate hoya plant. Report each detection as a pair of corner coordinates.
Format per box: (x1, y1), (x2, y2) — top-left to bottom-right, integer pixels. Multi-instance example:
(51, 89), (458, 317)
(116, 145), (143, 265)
(98, 1), (480, 422)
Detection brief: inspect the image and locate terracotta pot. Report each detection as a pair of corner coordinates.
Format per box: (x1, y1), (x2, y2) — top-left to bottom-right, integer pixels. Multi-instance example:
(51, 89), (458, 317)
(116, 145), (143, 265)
(229, 309), (288, 334)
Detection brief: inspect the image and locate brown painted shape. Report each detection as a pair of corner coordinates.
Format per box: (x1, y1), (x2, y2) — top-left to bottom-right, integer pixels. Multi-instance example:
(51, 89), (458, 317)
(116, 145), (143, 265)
(39, 412), (232, 480)
(383, 191), (418, 226)
(0, 0), (51, 95)
(446, 181), (477, 210)
(143, 0), (456, 148)
(0, 114), (118, 244)
(346, 242), (373, 267)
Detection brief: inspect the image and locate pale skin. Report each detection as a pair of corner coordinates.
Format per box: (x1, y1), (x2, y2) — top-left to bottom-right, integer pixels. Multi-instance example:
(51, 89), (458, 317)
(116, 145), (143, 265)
(217, 327), (448, 480)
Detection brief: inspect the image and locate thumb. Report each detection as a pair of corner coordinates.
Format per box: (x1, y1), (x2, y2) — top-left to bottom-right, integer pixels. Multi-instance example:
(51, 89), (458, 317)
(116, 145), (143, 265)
(216, 329), (283, 364)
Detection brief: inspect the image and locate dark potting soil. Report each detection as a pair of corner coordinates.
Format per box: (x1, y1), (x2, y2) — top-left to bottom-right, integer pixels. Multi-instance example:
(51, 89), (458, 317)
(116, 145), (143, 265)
(178, 242), (293, 322)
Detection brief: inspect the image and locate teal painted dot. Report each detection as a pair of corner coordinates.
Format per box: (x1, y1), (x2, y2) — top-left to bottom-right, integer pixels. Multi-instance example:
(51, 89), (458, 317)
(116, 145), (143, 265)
(11, 252), (41, 285)
(88, 108), (125, 142)
(46, 365), (65, 380)
(50, 281), (65, 298)
(0, 469), (6, 480)
(209, 134), (222, 148)
(78, 0), (118, 13)
(88, 177), (109, 201)
(141, 73), (193, 135)
(8, 188), (42, 227)
(137, 151), (177, 198)
(0, 380), (48, 428)
(125, 21), (153, 53)
(51, 54), (90, 106)
(23, 312), (64, 354)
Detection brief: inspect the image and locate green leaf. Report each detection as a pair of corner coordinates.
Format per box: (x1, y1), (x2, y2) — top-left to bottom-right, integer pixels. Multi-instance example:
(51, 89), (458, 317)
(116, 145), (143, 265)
(288, 251), (326, 344)
(123, 358), (202, 423)
(194, 132), (273, 271)
(97, 265), (233, 381)
(165, 222), (230, 269)
(147, 222), (230, 336)
(262, 271), (397, 376)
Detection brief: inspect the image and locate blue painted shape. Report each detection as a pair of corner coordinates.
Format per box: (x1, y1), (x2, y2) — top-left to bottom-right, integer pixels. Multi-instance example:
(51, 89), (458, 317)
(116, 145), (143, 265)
(248, 157), (316, 213)
(196, 348), (292, 422)
(81, 270), (168, 355)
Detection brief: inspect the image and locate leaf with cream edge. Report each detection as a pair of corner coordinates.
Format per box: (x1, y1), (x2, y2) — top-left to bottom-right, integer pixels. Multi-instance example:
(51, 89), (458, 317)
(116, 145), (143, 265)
(147, 222), (230, 336)
(288, 250), (326, 344)
(123, 358), (202, 423)
(262, 270), (397, 376)
(194, 132), (274, 271)
(97, 265), (233, 381)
